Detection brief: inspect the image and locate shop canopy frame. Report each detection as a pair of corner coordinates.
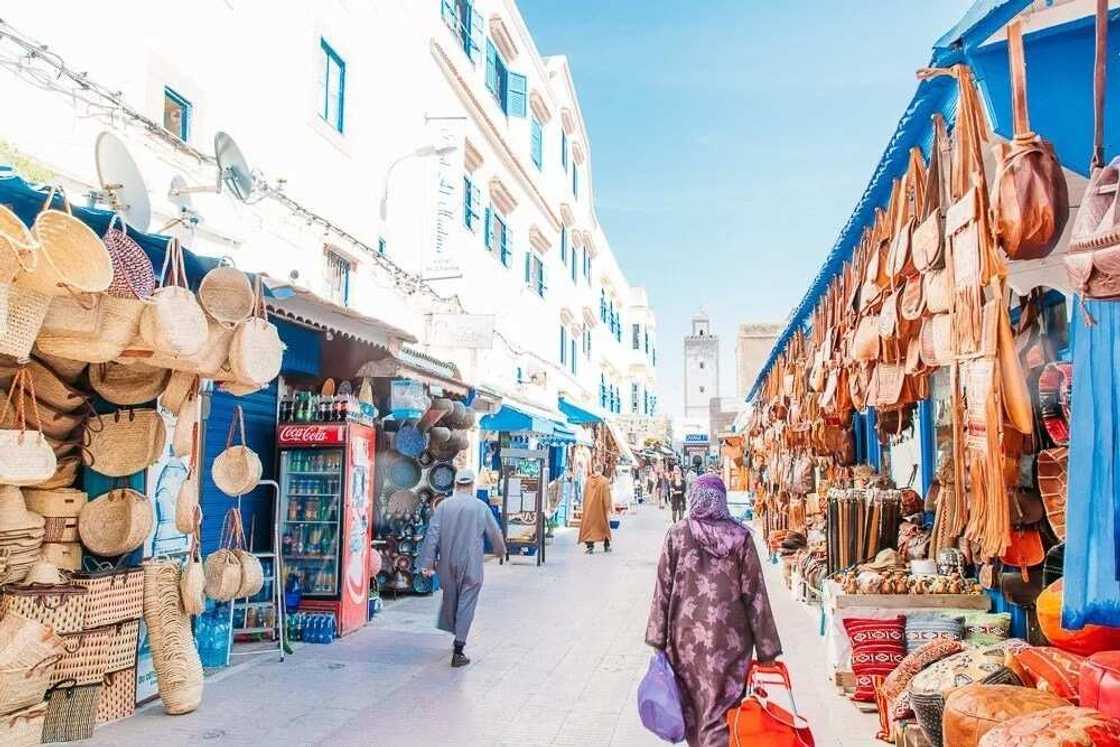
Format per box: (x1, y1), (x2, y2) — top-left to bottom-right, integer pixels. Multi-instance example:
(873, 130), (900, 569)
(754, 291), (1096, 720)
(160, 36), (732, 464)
(480, 401), (574, 442)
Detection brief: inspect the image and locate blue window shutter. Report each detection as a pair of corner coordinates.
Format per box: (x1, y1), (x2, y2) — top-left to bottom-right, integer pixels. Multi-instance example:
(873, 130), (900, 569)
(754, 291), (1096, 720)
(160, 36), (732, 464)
(540, 261), (548, 297)
(484, 207), (492, 250)
(559, 226), (567, 264)
(500, 224), (511, 266)
(561, 130), (568, 170)
(571, 340), (577, 374)
(485, 41), (499, 96)
(468, 5), (483, 61)
(507, 72), (527, 118)
(530, 118), (542, 168)
(441, 0), (455, 26)
(560, 327), (566, 364)
(571, 248), (577, 282)
(572, 165), (578, 197)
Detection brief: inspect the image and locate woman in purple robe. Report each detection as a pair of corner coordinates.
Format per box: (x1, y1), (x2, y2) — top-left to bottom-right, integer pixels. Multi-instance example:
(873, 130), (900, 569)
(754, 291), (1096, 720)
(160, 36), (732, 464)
(645, 474), (782, 747)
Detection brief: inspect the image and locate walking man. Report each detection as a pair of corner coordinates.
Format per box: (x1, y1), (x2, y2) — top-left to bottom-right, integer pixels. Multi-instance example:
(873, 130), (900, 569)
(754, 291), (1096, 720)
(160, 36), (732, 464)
(578, 464), (613, 553)
(419, 468), (506, 668)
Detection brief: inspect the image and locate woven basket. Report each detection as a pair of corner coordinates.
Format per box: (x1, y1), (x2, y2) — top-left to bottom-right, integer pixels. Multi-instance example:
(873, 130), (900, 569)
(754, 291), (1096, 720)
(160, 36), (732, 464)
(99, 620), (139, 673)
(89, 362), (169, 406)
(160, 372), (198, 417)
(37, 294), (145, 364)
(39, 294), (101, 338)
(19, 187), (112, 298)
(83, 408), (166, 477)
(175, 466), (199, 535)
(0, 389), (82, 440)
(228, 318), (283, 388)
(0, 204), (37, 285)
(139, 238), (207, 357)
(0, 359), (85, 413)
(180, 552), (205, 616)
(203, 549), (241, 602)
(0, 656), (58, 719)
(78, 488), (153, 557)
(234, 550), (263, 599)
(39, 543), (81, 572)
(0, 283), (50, 360)
(42, 517), (78, 543)
(142, 560), (202, 715)
(22, 488), (86, 518)
(145, 317), (234, 377)
(212, 406), (261, 497)
(0, 584), (88, 635)
(40, 682), (100, 743)
(103, 222), (155, 300)
(0, 614), (65, 671)
(70, 564), (144, 629)
(52, 627), (110, 686)
(95, 667), (134, 724)
(198, 265), (253, 325)
(0, 700), (46, 746)
(172, 399), (199, 458)
(30, 352), (85, 384)
(27, 456), (79, 490)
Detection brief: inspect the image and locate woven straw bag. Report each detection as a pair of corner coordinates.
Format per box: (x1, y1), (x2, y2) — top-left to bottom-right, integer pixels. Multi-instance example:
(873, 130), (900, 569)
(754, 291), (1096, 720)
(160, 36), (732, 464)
(227, 276), (282, 388)
(227, 510), (262, 599)
(103, 219), (155, 300)
(0, 613), (64, 671)
(0, 700), (47, 745)
(77, 486), (153, 557)
(39, 543), (81, 572)
(0, 654), (61, 719)
(52, 627), (111, 686)
(0, 388), (83, 440)
(36, 294), (145, 365)
(0, 203), (37, 284)
(0, 370), (57, 486)
(82, 408), (165, 477)
(198, 264), (253, 326)
(0, 282), (51, 361)
(145, 316), (233, 377)
(98, 620), (139, 674)
(1, 359), (86, 413)
(89, 362), (169, 406)
(175, 444), (199, 534)
(171, 396), (199, 458)
(138, 237), (206, 357)
(212, 406), (261, 497)
(180, 524), (205, 616)
(0, 584), (88, 636)
(29, 456), (79, 490)
(30, 352), (85, 384)
(160, 372), (198, 417)
(22, 488), (86, 518)
(142, 560), (202, 714)
(18, 187), (112, 298)
(40, 682), (100, 743)
(70, 562), (144, 628)
(42, 517), (78, 543)
(204, 509), (244, 602)
(95, 667), (134, 724)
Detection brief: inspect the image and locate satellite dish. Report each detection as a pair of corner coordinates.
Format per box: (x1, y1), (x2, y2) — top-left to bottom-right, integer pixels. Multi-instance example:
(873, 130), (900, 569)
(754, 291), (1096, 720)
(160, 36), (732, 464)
(93, 132), (151, 231)
(214, 132), (254, 201)
(166, 174), (202, 228)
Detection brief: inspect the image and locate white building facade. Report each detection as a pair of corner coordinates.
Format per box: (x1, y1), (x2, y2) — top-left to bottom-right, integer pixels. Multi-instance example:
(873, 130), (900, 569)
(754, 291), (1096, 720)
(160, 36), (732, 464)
(683, 310), (719, 428)
(0, 0), (658, 440)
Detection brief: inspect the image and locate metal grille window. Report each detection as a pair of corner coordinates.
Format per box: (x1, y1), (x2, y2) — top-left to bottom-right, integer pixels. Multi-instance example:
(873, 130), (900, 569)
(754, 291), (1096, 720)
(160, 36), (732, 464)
(323, 250), (351, 306)
(632, 323), (641, 350)
(441, 0), (482, 62)
(163, 88), (191, 142)
(319, 39), (346, 133)
(463, 176), (481, 232)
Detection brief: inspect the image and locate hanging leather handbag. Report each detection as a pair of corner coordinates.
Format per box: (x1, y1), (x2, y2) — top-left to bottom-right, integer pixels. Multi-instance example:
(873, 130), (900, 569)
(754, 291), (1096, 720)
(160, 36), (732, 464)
(1001, 528), (1045, 581)
(990, 21), (1069, 261)
(913, 115), (949, 274)
(1037, 447), (1068, 541)
(727, 661), (814, 747)
(1037, 362), (1071, 446)
(900, 273), (925, 321)
(852, 315), (880, 363)
(997, 297), (1034, 435)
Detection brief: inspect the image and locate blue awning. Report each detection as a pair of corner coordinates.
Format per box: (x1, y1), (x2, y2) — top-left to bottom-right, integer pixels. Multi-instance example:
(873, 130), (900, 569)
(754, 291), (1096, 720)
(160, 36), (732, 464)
(549, 422), (576, 444)
(480, 405), (555, 435)
(558, 397), (602, 425)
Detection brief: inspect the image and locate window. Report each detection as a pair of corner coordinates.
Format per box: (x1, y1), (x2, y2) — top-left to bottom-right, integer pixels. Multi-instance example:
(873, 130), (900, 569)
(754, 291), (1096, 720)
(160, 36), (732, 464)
(441, 0), (482, 62)
(584, 328), (591, 358)
(561, 130), (569, 171)
(699, 385), (705, 394)
(163, 88), (191, 142)
(560, 327), (567, 365)
(632, 324), (641, 351)
(378, 237), (386, 255)
(583, 249), (591, 282)
(484, 207), (511, 266)
(699, 361), (704, 370)
(652, 348), (657, 367)
(463, 176), (481, 232)
(570, 244), (578, 283)
(559, 226), (567, 266)
(599, 374), (607, 408)
(323, 250), (351, 306)
(524, 252), (546, 297)
(319, 39), (346, 133)
(600, 291), (607, 322)
(645, 331), (650, 354)
(572, 165), (579, 198)
(530, 118), (543, 169)
(570, 338), (577, 375)
(485, 41), (525, 117)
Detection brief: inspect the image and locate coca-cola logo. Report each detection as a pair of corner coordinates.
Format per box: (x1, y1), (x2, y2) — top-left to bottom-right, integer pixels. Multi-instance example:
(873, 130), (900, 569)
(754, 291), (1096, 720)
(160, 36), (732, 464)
(279, 425), (341, 443)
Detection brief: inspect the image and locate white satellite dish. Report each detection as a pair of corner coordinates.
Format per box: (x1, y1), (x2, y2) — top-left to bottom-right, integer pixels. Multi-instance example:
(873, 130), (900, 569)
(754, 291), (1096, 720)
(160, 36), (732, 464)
(93, 132), (151, 231)
(169, 131), (256, 203)
(167, 174), (203, 227)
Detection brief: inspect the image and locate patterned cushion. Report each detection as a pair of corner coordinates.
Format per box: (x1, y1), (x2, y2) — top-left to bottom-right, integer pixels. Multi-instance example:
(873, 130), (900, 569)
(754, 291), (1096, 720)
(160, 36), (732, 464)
(882, 639), (965, 721)
(844, 615), (906, 702)
(977, 706), (1120, 746)
(962, 612), (1011, 647)
(1013, 646), (1085, 703)
(905, 613), (964, 653)
(943, 684), (1069, 747)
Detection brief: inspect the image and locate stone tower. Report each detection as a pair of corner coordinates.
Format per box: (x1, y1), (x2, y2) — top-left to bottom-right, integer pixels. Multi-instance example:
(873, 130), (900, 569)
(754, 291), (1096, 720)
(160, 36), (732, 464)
(683, 309), (719, 425)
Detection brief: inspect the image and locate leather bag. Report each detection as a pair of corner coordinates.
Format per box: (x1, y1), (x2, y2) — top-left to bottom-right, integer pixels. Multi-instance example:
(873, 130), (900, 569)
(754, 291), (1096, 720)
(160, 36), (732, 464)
(1081, 651), (1120, 719)
(1001, 527), (1044, 578)
(900, 273), (925, 321)
(990, 21), (1069, 260)
(923, 268), (951, 314)
(942, 683), (1067, 747)
(913, 114), (949, 273)
(1037, 447), (1068, 541)
(852, 315), (880, 363)
(727, 661), (814, 747)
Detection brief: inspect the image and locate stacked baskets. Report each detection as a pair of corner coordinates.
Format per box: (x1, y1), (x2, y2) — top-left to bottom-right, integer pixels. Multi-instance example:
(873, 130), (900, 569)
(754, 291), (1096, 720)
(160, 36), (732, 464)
(0, 612), (65, 745)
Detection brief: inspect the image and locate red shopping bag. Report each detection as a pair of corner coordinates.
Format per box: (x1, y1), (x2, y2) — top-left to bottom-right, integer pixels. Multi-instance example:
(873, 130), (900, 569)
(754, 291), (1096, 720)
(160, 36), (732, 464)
(727, 661), (815, 747)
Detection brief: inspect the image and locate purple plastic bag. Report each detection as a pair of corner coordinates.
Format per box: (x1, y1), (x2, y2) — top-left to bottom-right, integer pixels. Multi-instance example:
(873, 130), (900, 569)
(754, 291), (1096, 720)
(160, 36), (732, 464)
(637, 650), (686, 743)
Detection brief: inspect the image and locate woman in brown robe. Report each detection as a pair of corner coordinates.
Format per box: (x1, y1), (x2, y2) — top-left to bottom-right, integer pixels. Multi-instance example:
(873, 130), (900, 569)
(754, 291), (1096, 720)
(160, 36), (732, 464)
(578, 467), (612, 553)
(646, 474), (782, 747)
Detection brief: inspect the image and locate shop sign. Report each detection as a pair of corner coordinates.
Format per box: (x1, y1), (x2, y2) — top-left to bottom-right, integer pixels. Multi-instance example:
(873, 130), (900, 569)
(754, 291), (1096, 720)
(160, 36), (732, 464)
(424, 132), (463, 281)
(278, 424), (347, 446)
(684, 433), (709, 444)
(426, 312), (495, 349)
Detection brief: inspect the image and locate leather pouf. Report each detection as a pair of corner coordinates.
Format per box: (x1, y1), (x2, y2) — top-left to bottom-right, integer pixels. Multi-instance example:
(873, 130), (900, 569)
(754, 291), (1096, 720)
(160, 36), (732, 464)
(1037, 580), (1120, 656)
(1081, 651), (1120, 719)
(942, 684), (1069, 747)
(977, 706), (1120, 746)
(1013, 646), (1085, 703)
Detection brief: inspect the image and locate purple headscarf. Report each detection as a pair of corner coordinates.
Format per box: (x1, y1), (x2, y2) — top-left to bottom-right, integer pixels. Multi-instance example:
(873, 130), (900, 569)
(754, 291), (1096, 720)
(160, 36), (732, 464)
(687, 474), (747, 558)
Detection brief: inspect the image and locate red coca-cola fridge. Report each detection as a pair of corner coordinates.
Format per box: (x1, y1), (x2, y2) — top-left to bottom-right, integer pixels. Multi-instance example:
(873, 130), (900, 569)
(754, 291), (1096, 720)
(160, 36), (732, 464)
(277, 422), (375, 636)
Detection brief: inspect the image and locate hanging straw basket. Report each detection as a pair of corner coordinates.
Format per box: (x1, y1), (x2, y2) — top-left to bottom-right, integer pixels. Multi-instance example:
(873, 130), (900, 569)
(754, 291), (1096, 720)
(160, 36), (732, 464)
(142, 560), (202, 715)
(28, 456), (79, 490)
(22, 489), (86, 518)
(144, 317), (233, 377)
(0, 360), (86, 413)
(211, 406), (261, 497)
(103, 219), (155, 300)
(198, 265), (253, 326)
(0, 700), (47, 746)
(225, 275), (282, 388)
(203, 549), (241, 602)
(228, 510), (262, 598)
(36, 295), (145, 365)
(180, 533), (205, 617)
(30, 352), (85, 385)
(175, 444), (199, 534)
(77, 488), (153, 557)
(0, 283), (50, 361)
(89, 362), (169, 407)
(0, 371), (57, 486)
(172, 401), (198, 458)
(0, 204), (37, 285)
(160, 372), (198, 417)
(138, 238), (207, 358)
(83, 408), (166, 478)
(0, 390), (82, 440)
(20, 187), (112, 298)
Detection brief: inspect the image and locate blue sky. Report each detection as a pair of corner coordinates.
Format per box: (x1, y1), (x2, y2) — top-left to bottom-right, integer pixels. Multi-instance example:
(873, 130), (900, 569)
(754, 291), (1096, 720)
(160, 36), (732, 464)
(518, 0), (974, 417)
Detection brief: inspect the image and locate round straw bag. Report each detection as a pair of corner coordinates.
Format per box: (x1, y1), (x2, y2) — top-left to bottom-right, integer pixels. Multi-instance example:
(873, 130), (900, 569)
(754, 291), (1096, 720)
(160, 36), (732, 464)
(228, 511), (262, 598)
(211, 406), (261, 497)
(0, 203), (37, 284)
(172, 397), (199, 458)
(30, 455), (79, 490)
(0, 282), (51, 360)
(31, 352), (85, 384)
(227, 278), (282, 388)
(19, 186), (112, 298)
(203, 511), (243, 602)
(174, 426), (199, 534)
(139, 237), (207, 357)
(83, 408), (166, 478)
(179, 518), (205, 616)
(142, 560), (203, 715)
(198, 264), (253, 326)
(0, 370), (58, 486)
(8, 359), (86, 413)
(89, 362), (169, 406)
(145, 317), (233, 377)
(78, 485), (153, 556)
(160, 372), (198, 417)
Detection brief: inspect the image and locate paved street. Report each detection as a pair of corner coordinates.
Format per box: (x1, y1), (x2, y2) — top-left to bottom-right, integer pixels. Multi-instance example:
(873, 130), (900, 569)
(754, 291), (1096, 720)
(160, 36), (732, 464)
(87, 499), (875, 746)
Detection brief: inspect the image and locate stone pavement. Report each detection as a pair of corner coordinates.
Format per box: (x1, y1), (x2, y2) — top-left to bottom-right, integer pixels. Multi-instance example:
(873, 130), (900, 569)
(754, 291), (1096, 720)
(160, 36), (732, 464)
(84, 499), (877, 746)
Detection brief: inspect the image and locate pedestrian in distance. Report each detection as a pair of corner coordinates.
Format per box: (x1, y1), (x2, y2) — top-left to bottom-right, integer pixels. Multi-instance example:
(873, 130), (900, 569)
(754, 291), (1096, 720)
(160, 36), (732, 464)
(418, 468), (506, 668)
(578, 463), (613, 553)
(668, 466), (687, 522)
(656, 468), (670, 510)
(646, 474), (782, 747)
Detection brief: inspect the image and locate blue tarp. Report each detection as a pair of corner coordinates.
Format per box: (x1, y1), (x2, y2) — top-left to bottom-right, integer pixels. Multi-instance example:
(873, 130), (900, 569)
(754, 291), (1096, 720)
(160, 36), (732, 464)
(558, 397), (602, 425)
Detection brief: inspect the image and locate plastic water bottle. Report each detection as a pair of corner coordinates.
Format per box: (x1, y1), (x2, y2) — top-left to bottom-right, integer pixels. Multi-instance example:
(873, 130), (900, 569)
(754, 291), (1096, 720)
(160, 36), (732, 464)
(326, 615), (336, 641)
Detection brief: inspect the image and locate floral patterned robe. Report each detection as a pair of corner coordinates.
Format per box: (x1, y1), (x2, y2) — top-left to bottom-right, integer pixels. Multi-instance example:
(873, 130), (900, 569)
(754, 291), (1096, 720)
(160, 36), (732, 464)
(645, 522), (782, 747)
